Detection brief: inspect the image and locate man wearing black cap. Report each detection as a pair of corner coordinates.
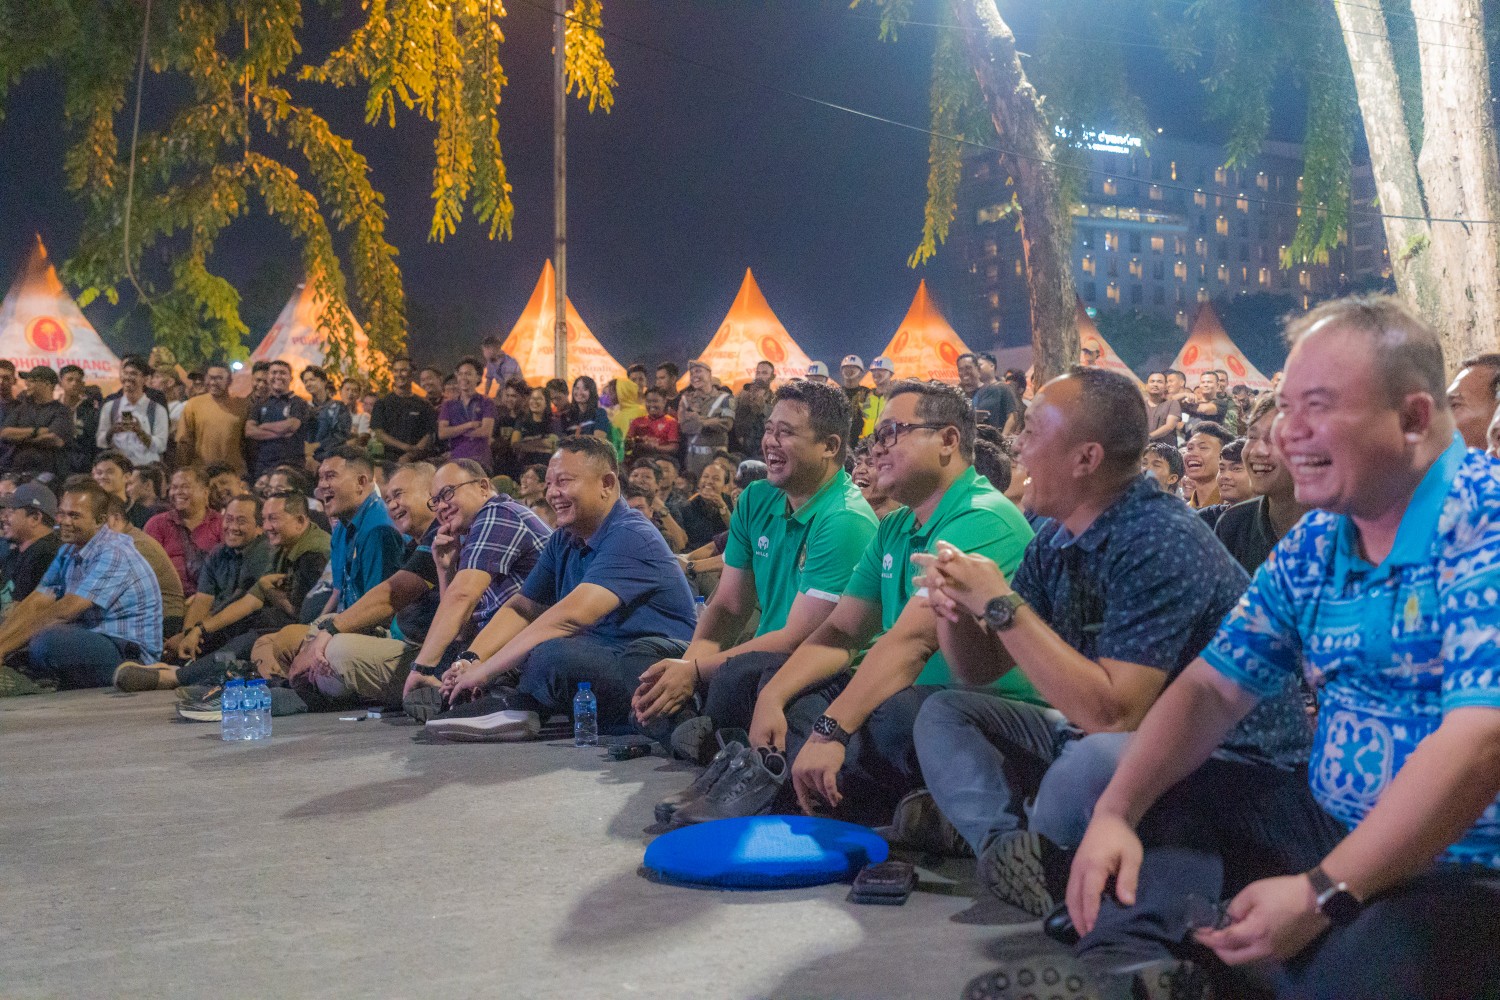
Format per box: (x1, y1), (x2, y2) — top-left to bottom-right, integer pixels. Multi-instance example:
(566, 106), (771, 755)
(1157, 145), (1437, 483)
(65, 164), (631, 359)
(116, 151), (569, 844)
(0, 367), (71, 480)
(0, 483), (61, 617)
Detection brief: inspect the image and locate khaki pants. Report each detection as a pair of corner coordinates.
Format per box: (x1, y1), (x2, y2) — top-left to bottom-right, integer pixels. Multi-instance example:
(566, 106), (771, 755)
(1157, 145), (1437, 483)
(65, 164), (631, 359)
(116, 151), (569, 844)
(319, 634), (416, 708)
(250, 624), (311, 680)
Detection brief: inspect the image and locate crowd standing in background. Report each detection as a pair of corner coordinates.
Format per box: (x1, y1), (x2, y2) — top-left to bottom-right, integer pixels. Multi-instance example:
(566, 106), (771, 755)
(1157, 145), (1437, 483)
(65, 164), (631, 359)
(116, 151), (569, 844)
(3, 296), (1500, 999)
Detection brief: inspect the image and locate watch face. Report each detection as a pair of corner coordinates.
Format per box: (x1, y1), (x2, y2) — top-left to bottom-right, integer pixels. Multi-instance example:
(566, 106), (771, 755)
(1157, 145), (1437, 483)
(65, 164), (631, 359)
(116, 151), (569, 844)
(813, 716), (835, 737)
(1323, 890), (1361, 926)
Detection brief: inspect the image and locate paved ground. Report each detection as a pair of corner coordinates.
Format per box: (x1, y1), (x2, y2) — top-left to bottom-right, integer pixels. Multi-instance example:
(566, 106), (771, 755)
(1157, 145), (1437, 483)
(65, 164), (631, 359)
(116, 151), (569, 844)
(1, 690), (1054, 1000)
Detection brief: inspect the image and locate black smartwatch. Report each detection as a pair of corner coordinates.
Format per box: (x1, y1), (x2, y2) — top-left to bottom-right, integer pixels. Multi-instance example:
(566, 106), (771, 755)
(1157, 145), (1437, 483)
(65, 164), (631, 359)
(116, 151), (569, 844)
(811, 714), (852, 746)
(1307, 866), (1361, 926)
(983, 592), (1027, 632)
(317, 617), (341, 636)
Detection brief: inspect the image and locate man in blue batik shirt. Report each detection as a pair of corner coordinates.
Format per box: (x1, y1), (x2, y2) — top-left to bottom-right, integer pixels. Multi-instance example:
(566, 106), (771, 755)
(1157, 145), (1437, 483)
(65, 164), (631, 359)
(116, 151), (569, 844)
(982, 297), (1500, 1000)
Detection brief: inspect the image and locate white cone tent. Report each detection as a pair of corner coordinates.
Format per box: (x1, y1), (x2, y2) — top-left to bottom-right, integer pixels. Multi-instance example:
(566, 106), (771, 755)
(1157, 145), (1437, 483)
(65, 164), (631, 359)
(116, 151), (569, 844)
(1173, 302), (1273, 391)
(876, 280), (973, 384)
(0, 235), (123, 388)
(687, 269), (814, 390)
(232, 277), (381, 395)
(499, 261), (625, 388)
(1076, 299), (1143, 386)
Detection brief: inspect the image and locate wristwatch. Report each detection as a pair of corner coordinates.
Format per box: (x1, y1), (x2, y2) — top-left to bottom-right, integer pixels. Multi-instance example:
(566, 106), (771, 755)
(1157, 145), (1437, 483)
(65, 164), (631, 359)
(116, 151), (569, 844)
(1306, 865), (1361, 926)
(454, 650), (481, 665)
(317, 617), (341, 635)
(811, 714), (853, 746)
(983, 592), (1028, 632)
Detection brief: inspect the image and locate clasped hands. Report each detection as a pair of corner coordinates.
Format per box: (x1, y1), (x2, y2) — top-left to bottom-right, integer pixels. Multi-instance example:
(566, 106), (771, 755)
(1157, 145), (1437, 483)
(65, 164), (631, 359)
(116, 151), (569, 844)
(910, 540), (1013, 623)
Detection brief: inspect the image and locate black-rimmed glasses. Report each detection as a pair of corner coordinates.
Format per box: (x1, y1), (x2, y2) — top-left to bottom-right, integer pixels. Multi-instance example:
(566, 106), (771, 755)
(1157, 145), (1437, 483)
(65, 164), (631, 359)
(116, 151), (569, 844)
(871, 421), (951, 450)
(427, 479), (487, 510)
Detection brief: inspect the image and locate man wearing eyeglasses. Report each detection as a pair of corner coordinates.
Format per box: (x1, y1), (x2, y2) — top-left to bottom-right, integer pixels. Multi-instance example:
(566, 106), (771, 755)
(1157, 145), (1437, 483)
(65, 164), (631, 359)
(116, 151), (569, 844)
(738, 380), (1034, 825)
(397, 459), (551, 719)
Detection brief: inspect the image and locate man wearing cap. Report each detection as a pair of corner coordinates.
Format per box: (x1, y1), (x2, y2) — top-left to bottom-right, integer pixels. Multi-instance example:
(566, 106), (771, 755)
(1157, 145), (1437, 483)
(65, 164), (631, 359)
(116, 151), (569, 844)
(862, 357), (897, 438)
(677, 360), (736, 478)
(0, 367), (72, 479)
(839, 356), (873, 443)
(0, 483), (62, 618)
(805, 362), (831, 385)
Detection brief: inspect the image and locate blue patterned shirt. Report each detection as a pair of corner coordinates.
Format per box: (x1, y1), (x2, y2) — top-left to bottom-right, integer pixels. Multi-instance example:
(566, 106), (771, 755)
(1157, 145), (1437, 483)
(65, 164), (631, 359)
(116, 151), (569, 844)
(461, 494), (552, 623)
(38, 527), (163, 661)
(1204, 436), (1500, 869)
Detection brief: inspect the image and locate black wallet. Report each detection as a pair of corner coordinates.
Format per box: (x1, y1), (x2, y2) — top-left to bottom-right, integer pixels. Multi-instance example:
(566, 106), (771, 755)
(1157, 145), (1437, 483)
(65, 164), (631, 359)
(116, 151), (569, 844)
(848, 860), (917, 905)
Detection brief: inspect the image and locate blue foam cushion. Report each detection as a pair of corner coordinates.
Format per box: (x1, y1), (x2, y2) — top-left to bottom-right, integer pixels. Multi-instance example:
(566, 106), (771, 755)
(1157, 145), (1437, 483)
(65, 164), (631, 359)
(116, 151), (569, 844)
(643, 815), (889, 890)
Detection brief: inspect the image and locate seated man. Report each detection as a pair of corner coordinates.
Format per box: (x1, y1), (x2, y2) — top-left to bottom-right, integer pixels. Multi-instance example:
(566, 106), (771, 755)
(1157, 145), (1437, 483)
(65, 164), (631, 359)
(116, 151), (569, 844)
(144, 466), (224, 601)
(910, 368), (1306, 919)
(0, 480), (162, 688)
(625, 459), (688, 551)
(113, 493), (271, 691)
(1027, 298), (1500, 1000)
(0, 484), (62, 620)
(631, 380), (878, 768)
(105, 496), (186, 641)
(431, 437), (695, 740)
(396, 460), (552, 718)
(249, 448), (405, 690)
(743, 381), (1034, 826)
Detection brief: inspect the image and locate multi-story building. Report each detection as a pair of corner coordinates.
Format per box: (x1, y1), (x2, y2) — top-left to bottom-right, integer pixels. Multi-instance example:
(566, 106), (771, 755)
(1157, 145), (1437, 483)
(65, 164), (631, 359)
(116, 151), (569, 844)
(952, 130), (1391, 348)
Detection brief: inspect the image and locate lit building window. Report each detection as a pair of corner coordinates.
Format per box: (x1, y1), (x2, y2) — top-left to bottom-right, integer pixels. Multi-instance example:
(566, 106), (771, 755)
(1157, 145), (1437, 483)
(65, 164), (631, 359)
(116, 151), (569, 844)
(1256, 171), (1268, 191)
(1103, 178), (1118, 196)
(1129, 258), (1143, 279)
(1176, 310), (1188, 329)
(1174, 260), (1188, 281)
(988, 292), (1000, 309)
(1236, 196), (1249, 213)
(1215, 167), (1228, 186)
(1194, 190), (1207, 208)
(1107, 282), (1121, 303)
(1218, 263), (1230, 282)
(1198, 286), (1211, 303)
(1014, 259), (1023, 276)
(1170, 161), (1178, 181)
(1216, 216), (1230, 236)
(1175, 236), (1187, 255)
(1297, 175), (1305, 192)
(1149, 185), (1163, 201)
(1104, 231), (1119, 252)
(1259, 267), (1272, 287)
(1150, 235), (1165, 252)
(1196, 238), (1208, 258)
(1082, 255), (1095, 275)
(1299, 269), (1311, 289)
(991, 318), (1001, 335)
(985, 240), (998, 258)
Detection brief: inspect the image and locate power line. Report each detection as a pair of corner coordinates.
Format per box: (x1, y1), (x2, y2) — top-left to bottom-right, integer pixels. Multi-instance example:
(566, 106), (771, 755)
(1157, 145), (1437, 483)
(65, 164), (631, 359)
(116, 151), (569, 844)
(510, 0), (1500, 228)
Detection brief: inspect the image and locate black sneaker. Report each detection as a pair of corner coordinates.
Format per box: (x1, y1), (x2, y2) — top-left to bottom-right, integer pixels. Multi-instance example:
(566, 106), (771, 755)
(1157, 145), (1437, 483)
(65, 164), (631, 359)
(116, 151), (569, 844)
(654, 741), (748, 824)
(882, 788), (973, 857)
(175, 688), (223, 722)
(424, 693), (540, 742)
(402, 685), (444, 722)
(962, 952), (1209, 1000)
(672, 746), (787, 825)
(669, 715), (716, 764)
(978, 830), (1070, 918)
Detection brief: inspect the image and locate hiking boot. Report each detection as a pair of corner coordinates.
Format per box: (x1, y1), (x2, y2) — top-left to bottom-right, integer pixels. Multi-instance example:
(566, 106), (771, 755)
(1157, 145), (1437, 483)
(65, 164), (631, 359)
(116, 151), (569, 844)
(962, 952), (1210, 1000)
(114, 661), (172, 693)
(654, 741), (748, 824)
(978, 830), (1070, 918)
(882, 788), (973, 857)
(669, 715), (716, 765)
(672, 746), (787, 825)
(424, 693), (540, 743)
(0, 664), (44, 698)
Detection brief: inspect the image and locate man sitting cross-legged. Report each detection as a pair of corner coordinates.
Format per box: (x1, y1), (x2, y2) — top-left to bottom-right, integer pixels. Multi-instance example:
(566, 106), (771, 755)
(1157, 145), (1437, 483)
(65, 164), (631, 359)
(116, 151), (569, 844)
(979, 296), (1500, 1000)
(0, 480), (163, 689)
(113, 493), (271, 691)
(630, 380), (877, 810)
(396, 460), (551, 719)
(734, 381), (1034, 827)
(909, 367), (1309, 921)
(430, 436), (696, 741)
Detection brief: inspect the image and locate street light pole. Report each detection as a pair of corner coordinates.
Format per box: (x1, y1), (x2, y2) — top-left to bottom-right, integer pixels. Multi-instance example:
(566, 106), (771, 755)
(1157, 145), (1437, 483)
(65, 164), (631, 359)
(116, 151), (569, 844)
(552, 0), (568, 381)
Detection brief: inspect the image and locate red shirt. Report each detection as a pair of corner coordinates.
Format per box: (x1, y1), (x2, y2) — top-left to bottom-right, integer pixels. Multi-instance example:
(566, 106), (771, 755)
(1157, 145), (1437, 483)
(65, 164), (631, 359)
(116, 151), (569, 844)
(628, 414), (680, 453)
(144, 507), (224, 599)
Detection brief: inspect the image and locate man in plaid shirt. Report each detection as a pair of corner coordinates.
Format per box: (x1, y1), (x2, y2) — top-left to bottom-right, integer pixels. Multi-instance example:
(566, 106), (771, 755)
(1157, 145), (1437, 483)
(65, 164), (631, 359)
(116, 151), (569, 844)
(0, 479), (162, 688)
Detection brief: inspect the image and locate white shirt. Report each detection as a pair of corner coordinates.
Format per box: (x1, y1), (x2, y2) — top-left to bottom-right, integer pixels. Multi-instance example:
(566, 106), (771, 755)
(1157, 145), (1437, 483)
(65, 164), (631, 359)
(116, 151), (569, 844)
(96, 391), (170, 467)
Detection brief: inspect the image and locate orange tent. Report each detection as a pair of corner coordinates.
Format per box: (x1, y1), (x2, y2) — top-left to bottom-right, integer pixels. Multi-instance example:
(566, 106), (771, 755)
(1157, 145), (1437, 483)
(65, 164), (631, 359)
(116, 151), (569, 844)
(687, 269), (814, 390)
(877, 280), (973, 384)
(1076, 299), (1143, 386)
(499, 261), (625, 388)
(232, 278), (382, 395)
(0, 235), (122, 388)
(1173, 302), (1273, 391)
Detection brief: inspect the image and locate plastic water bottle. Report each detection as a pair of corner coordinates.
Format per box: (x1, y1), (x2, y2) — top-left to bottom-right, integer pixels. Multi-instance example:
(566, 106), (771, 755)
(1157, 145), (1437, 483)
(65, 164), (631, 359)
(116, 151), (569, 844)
(246, 679), (272, 740)
(221, 679), (244, 742)
(694, 595), (707, 620)
(573, 682), (598, 747)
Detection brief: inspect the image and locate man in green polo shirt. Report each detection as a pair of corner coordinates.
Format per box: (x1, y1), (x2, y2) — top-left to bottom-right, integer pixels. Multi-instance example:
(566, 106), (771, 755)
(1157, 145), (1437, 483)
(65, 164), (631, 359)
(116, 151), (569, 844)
(746, 380), (1035, 824)
(631, 380), (878, 752)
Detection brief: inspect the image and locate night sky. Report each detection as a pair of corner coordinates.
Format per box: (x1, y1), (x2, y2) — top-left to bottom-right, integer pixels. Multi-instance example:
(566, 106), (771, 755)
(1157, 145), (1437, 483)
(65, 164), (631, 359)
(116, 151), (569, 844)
(0, 1), (1261, 371)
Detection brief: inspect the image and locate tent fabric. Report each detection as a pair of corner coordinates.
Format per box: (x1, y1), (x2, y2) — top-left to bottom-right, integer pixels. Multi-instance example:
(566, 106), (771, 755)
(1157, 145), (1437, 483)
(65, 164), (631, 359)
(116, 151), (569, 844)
(499, 261), (625, 390)
(876, 281), (973, 385)
(232, 278), (380, 395)
(1075, 299), (1143, 386)
(0, 235), (122, 388)
(642, 815), (889, 890)
(687, 269), (815, 391)
(1172, 303), (1274, 391)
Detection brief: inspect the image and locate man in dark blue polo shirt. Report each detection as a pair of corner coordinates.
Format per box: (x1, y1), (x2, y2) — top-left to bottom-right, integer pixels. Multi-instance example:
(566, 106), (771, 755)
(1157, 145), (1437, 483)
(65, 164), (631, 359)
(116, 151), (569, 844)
(429, 436), (696, 741)
(245, 360), (311, 477)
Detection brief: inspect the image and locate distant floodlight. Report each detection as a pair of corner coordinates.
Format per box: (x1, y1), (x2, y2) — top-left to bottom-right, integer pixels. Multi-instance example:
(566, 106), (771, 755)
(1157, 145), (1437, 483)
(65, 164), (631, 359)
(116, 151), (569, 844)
(230, 361), (245, 371)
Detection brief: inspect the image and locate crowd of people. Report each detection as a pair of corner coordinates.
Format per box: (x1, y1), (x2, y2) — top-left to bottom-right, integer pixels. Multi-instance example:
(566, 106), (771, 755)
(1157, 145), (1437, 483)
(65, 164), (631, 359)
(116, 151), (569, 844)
(1, 298), (1498, 1000)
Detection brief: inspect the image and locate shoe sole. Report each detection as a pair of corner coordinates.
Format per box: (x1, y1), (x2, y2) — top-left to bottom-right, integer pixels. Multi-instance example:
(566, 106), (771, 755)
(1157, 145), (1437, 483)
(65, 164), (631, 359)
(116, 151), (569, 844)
(963, 957), (1209, 1000)
(175, 707), (222, 722)
(982, 831), (1053, 918)
(424, 711), (540, 742)
(114, 663), (165, 693)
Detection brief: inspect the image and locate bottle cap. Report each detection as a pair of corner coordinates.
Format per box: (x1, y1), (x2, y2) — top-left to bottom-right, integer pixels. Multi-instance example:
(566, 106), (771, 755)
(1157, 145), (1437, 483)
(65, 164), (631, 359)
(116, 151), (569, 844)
(578, 682), (591, 691)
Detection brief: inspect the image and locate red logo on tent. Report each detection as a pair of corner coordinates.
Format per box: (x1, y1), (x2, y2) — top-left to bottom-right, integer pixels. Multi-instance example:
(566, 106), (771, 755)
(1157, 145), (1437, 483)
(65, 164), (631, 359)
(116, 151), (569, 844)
(26, 316), (71, 354)
(1227, 356), (1247, 377)
(759, 336), (786, 364)
(937, 342), (959, 365)
(1182, 345), (1200, 367)
(893, 332), (909, 353)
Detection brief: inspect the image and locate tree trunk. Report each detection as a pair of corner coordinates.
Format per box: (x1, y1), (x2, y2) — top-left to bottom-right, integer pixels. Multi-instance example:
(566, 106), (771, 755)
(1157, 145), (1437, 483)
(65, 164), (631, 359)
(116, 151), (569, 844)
(949, 0), (1077, 385)
(1337, 0), (1500, 370)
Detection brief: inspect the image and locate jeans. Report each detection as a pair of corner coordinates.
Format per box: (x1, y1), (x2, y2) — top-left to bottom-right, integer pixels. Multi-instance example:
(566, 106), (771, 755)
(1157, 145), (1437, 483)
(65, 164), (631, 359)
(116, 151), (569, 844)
(178, 630), (264, 687)
(701, 650), (794, 734)
(913, 688), (1077, 856)
(516, 634), (689, 737)
(1030, 731), (1132, 850)
(24, 625), (135, 689)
